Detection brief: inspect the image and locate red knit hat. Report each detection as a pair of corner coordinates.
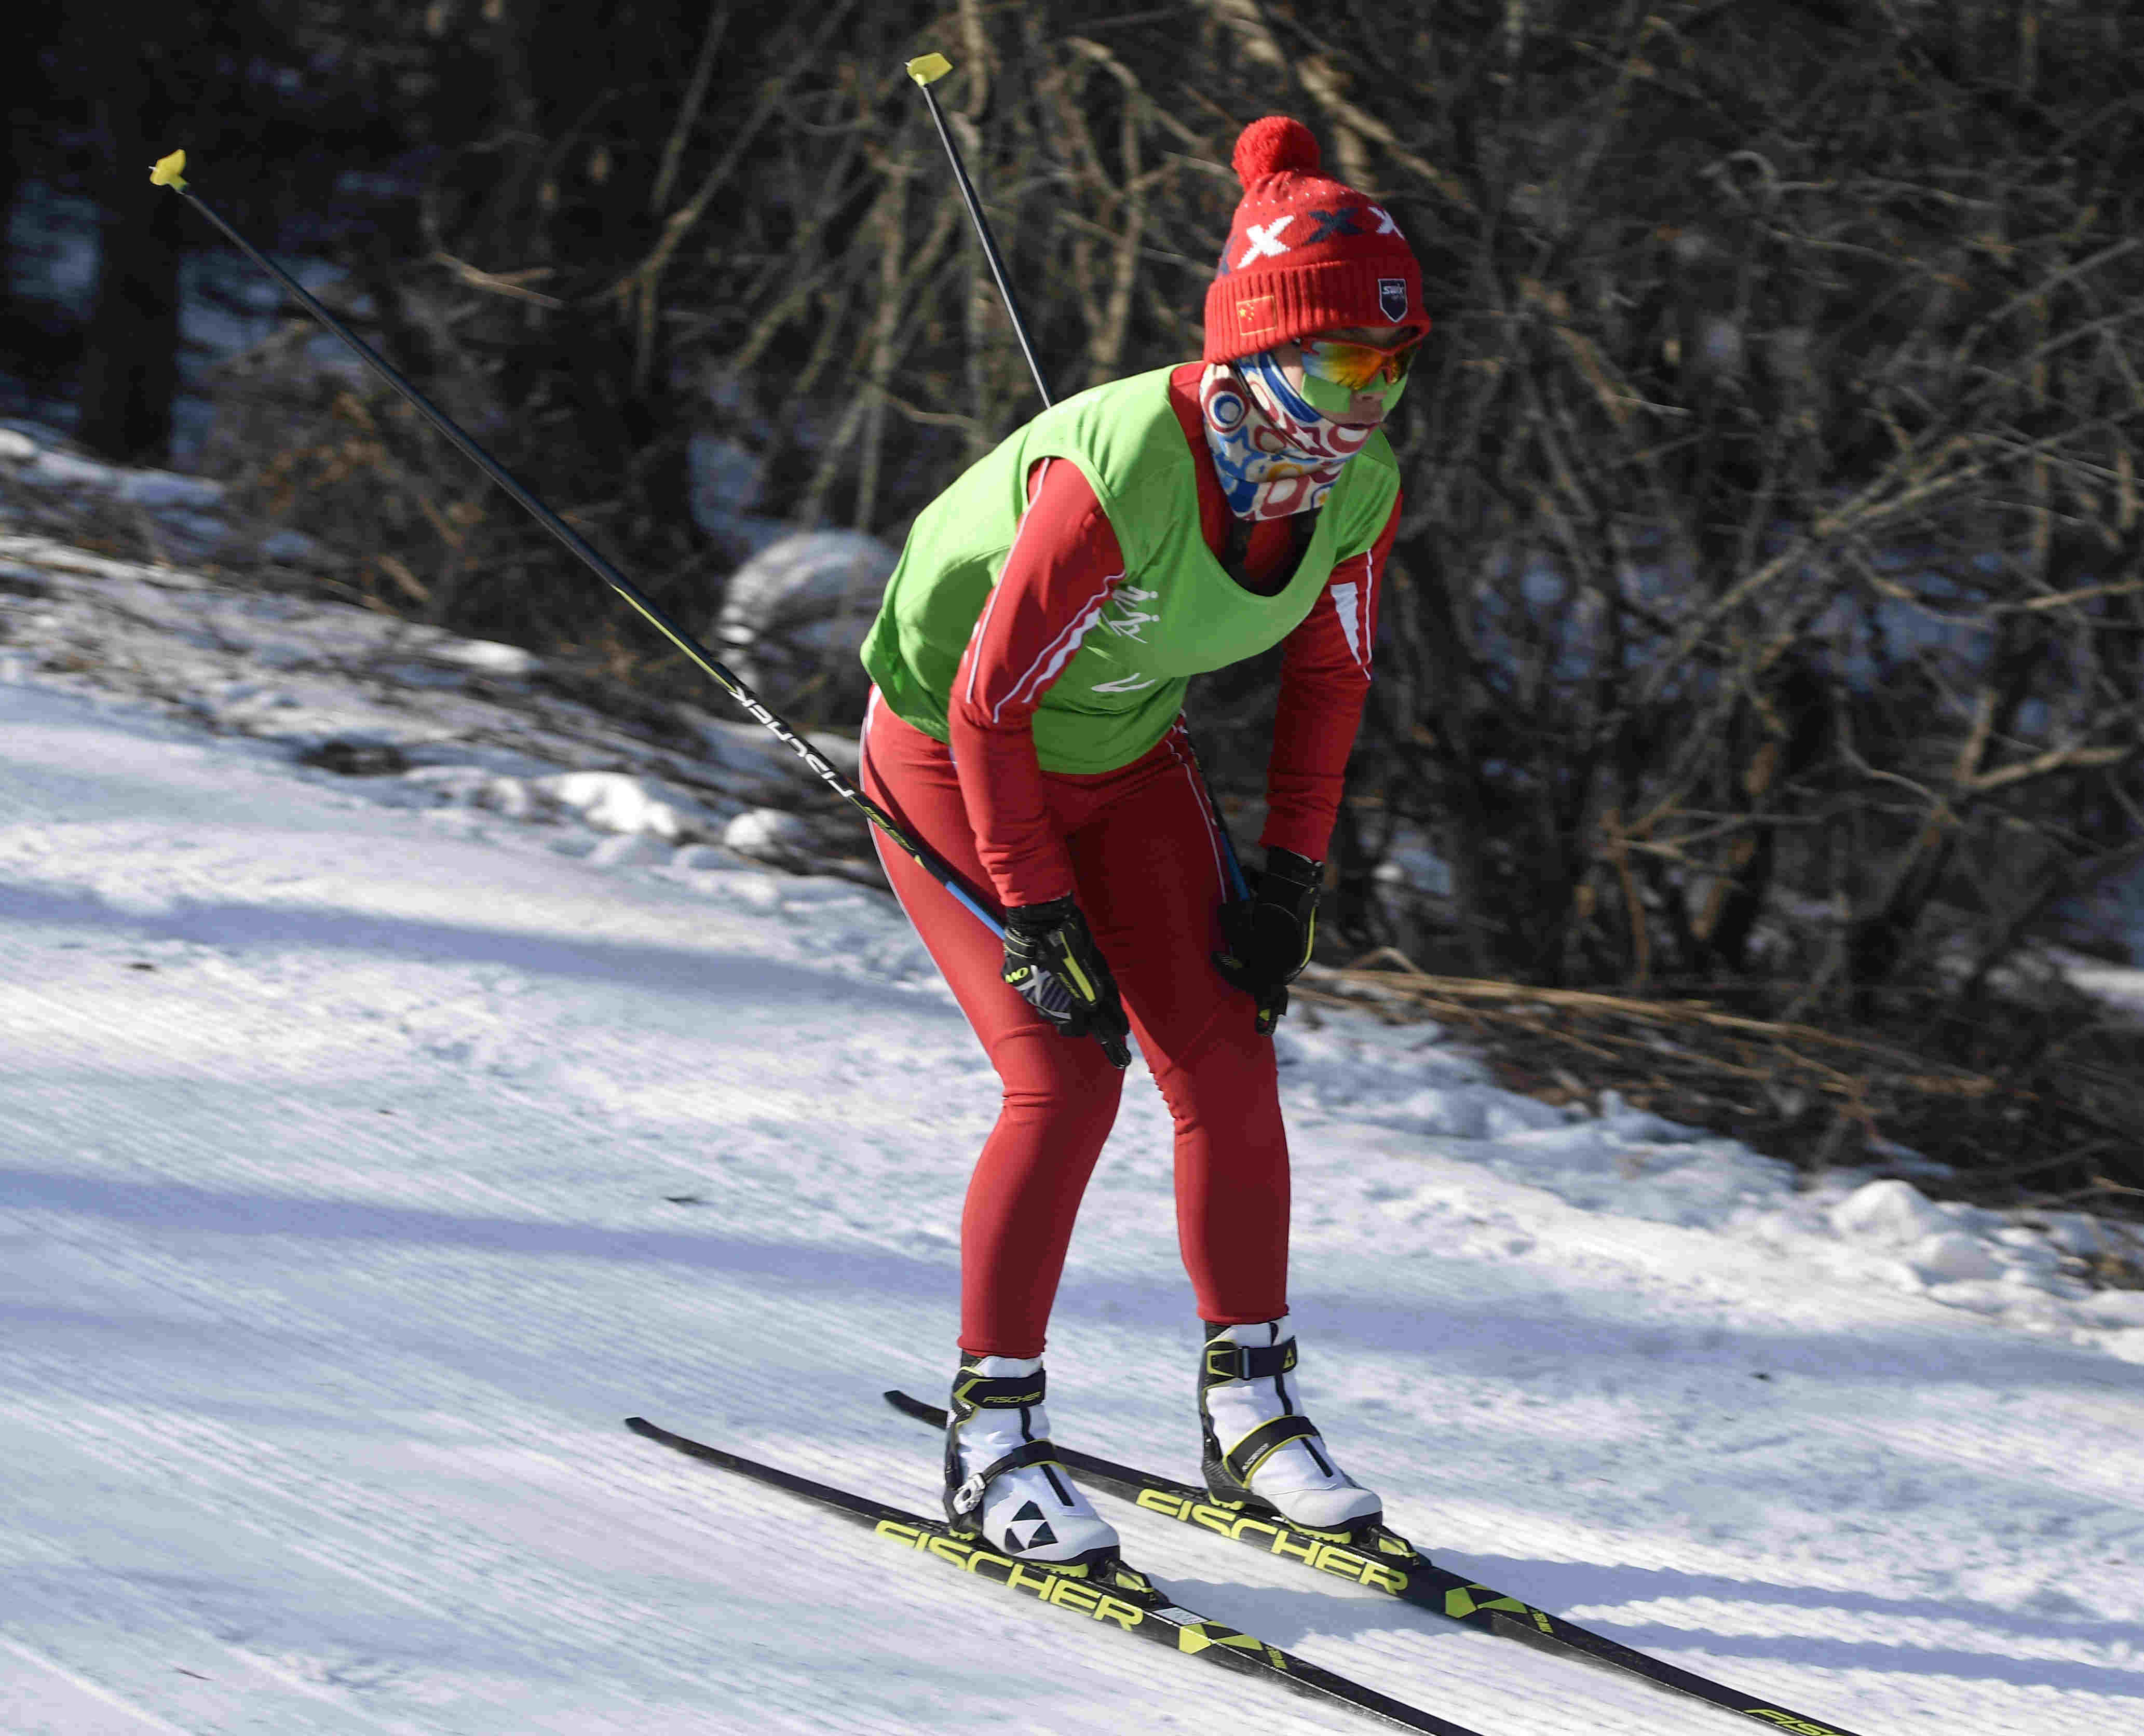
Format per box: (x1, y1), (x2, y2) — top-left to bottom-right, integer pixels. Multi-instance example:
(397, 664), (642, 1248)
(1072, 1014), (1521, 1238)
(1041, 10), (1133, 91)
(1202, 116), (1429, 363)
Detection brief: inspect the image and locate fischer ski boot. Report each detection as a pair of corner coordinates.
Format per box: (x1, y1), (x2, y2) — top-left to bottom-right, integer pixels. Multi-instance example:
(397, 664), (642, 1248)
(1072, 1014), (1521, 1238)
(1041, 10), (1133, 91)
(944, 1353), (1120, 1575)
(1198, 1315), (1382, 1536)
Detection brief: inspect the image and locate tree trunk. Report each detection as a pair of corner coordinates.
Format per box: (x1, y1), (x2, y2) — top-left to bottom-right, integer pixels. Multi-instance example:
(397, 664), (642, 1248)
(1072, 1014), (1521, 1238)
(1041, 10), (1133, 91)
(75, 56), (184, 464)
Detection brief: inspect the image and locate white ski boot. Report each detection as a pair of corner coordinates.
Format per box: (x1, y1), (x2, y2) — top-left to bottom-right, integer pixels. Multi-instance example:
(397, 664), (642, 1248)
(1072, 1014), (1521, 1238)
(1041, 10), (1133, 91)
(944, 1353), (1120, 1575)
(1198, 1315), (1382, 1536)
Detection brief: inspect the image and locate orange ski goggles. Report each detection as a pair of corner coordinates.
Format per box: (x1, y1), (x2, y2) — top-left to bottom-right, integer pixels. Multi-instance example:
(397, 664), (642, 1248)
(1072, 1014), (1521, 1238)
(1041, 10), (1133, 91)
(1296, 331), (1424, 413)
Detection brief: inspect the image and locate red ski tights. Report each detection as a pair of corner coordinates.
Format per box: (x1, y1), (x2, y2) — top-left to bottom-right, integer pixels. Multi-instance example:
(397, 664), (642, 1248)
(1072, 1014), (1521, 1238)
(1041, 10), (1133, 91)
(861, 698), (1290, 1356)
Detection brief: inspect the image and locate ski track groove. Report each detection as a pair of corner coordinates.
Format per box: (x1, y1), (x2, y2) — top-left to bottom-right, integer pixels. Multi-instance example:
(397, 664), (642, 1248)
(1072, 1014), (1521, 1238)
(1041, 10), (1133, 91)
(0, 1632), (202, 1736)
(1, 1395), (991, 1735)
(0, 1517), (443, 1736)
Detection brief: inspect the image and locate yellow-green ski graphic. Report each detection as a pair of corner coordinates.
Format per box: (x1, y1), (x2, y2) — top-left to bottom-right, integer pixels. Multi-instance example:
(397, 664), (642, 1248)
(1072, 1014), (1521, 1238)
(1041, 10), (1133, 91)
(882, 1390), (1877, 1736)
(627, 1415), (1489, 1735)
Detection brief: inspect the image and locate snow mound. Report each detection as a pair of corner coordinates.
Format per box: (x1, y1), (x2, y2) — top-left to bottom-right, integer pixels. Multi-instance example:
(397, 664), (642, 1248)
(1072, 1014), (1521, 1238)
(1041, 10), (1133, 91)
(1829, 1177), (1950, 1244)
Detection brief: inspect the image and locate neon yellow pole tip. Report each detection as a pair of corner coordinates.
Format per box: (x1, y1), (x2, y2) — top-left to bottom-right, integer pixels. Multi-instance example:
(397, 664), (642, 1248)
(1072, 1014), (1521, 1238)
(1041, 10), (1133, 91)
(905, 53), (952, 86)
(150, 150), (189, 190)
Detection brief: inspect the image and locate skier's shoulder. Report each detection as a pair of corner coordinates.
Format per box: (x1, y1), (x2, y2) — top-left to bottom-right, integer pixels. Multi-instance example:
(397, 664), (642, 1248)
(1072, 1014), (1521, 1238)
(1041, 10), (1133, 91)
(1037, 362), (1183, 426)
(1020, 365), (1195, 529)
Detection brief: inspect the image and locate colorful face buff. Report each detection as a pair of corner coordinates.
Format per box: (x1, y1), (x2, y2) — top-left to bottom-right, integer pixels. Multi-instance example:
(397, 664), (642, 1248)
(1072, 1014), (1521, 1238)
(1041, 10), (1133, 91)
(1296, 333), (1420, 416)
(1199, 350), (1376, 521)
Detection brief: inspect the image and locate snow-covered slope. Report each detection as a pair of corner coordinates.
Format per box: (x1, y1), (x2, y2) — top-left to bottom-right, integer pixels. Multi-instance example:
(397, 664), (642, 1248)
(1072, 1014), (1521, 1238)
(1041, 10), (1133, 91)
(3, 597), (2142, 1733)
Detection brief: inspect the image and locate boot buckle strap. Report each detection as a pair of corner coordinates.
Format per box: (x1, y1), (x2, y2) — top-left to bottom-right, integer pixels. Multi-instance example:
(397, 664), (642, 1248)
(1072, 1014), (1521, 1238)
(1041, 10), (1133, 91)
(1223, 1413), (1318, 1485)
(955, 1438), (1060, 1514)
(953, 1369), (1048, 1412)
(1203, 1336), (1298, 1386)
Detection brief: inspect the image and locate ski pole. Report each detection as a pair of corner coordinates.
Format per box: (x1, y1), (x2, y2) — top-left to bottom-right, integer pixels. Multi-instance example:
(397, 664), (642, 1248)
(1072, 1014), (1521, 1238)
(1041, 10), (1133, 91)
(143, 150), (1049, 979)
(903, 55), (1052, 409)
(903, 57), (1251, 906)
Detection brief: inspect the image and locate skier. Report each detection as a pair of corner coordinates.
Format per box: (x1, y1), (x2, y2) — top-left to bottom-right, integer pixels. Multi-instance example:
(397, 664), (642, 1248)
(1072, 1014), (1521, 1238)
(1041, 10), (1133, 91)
(858, 114), (1427, 1576)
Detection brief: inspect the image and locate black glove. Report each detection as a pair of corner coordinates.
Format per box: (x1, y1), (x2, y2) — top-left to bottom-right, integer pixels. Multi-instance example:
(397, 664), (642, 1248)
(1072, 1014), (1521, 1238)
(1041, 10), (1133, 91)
(1001, 896), (1132, 1068)
(1212, 848), (1323, 1035)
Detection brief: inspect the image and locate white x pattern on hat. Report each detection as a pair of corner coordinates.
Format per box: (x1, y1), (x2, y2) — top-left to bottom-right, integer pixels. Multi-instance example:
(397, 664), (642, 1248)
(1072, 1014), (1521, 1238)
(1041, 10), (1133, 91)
(1237, 215), (1296, 268)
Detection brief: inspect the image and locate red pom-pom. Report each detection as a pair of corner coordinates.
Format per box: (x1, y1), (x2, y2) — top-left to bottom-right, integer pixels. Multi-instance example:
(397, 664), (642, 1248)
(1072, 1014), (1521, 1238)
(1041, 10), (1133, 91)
(1232, 116), (1320, 188)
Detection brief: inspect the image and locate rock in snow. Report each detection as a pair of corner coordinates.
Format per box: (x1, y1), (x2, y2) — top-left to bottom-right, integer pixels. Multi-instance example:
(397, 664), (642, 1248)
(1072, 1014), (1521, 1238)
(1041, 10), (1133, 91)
(711, 529), (898, 724)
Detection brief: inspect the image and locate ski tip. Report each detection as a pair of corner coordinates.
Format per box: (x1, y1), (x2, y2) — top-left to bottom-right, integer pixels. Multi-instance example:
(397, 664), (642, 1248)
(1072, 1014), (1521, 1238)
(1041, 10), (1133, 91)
(150, 149), (188, 191)
(905, 52), (952, 87)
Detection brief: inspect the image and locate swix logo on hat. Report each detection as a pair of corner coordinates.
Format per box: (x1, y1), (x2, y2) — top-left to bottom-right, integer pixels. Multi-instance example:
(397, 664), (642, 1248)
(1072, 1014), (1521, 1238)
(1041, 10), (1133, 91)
(1203, 115), (1431, 364)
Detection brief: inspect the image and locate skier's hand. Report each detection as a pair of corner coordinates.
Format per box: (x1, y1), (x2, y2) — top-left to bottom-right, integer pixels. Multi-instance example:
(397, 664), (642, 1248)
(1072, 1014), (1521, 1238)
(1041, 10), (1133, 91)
(1212, 848), (1322, 1035)
(1001, 897), (1132, 1068)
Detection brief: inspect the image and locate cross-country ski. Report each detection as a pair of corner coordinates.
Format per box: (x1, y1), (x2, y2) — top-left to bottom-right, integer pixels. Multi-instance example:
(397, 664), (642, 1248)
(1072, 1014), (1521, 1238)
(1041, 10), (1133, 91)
(885, 1390), (1874, 1736)
(626, 1415), (1496, 1736)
